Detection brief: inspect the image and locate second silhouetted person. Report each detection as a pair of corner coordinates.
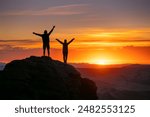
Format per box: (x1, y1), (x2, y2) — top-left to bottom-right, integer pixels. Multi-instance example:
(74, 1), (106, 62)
(56, 38), (75, 63)
(33, 26), (55, 57)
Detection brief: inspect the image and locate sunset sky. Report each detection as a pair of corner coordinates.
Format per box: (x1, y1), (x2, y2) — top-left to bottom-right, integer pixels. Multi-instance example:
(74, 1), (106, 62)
(0, 0), (150, 64)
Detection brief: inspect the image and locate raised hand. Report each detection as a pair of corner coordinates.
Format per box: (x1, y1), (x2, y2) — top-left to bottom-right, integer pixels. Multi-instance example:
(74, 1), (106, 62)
(56, 38), (63, 44)
(49, 26), (55, 35)
(68, 38), (75, 44)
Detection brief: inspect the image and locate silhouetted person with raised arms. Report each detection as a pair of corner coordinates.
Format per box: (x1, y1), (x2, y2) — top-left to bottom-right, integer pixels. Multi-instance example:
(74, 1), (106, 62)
(56, 38), (75, 63)
(33, 26), (55, 57)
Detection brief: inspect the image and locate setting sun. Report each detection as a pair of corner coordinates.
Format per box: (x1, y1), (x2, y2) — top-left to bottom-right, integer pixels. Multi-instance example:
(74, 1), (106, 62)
(96, 59), (111, 65)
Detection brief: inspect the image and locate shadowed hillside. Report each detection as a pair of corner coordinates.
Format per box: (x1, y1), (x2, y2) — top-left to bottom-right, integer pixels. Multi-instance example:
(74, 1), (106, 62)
(0, 56), (97, 100)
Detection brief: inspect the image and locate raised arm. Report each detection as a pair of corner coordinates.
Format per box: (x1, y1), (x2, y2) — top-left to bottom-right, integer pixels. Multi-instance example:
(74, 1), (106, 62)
(56, 39), (63, 44)
(67, 38), (75, 44)
(48, 26), (55, 35)
(33, 32), (42, 37)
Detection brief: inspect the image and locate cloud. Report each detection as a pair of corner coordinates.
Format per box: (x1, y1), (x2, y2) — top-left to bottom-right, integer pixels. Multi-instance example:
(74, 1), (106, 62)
(0, 39), (39, 43)
(0, 39), (59, 51)
(1, 38), (150, 51)
(0, 39), (41, 50)
(0, 4), (88, 16)
(77, 39), (150, 42)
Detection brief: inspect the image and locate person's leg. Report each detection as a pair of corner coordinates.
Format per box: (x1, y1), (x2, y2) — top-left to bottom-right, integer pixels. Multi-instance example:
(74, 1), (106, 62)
(47, 45), (50, 57)
(43, 45), (46, 56)
(65, 55), (66, 63)
(63, 52), (66, 63)
(66, 52), (68, 63)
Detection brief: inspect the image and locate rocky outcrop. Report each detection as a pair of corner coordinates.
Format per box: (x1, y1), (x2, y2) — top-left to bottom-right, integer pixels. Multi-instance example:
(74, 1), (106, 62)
(0, 56), (97, 100)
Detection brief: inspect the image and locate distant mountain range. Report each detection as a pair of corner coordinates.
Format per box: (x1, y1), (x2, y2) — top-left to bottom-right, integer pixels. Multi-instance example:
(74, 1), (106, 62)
(77, 64), (150, 99)
(0, 63), (5, 71)
(71, 63), (150, 68)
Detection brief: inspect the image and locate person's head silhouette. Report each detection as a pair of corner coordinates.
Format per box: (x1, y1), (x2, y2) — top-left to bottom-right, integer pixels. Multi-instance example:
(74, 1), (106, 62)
(44, 30), (47, 34)
(64, 39), (67, 43)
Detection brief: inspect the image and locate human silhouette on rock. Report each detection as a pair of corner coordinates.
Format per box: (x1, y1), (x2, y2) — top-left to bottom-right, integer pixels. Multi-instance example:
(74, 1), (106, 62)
(56, 38), (75, 63)
(33, 26), (55, 57)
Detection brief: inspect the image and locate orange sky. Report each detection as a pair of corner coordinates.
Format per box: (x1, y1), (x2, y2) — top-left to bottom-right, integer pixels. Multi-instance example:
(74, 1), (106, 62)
(0, 0), (150, 64)
(0, 28), (150, 64)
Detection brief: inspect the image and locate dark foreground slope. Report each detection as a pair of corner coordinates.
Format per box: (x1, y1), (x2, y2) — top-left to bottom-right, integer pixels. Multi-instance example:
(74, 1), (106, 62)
(0, 56), (97, 100)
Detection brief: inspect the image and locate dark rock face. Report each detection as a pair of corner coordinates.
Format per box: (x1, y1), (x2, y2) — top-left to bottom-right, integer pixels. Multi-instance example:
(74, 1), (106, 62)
(0, 56), (97, 100)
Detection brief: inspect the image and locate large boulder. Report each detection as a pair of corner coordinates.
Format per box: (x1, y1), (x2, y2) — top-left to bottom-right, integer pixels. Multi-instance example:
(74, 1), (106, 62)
(0, 56), (97, 100)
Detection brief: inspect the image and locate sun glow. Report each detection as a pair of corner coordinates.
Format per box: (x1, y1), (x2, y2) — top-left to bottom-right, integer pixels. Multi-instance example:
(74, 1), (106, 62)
(96, 59), (111, 65)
